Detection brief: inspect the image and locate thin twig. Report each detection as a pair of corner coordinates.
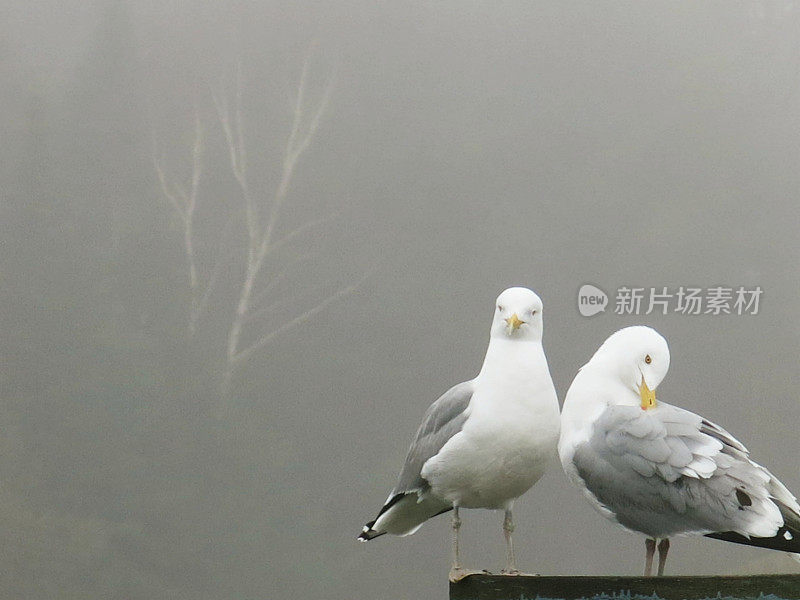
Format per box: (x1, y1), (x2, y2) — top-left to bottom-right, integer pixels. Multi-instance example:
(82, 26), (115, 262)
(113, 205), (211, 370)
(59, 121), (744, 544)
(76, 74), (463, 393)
(232, 266), (375, 365)
(258, 49), (336, 257)
(249, 271), (288, 312)
(267, 212), (338, 257)
(153, 136), (187, 221)
(213, 83), (257, 244)
(242, 296), (284, 325)
(153, 118), (206, 337)
(190, 212), (242, 330)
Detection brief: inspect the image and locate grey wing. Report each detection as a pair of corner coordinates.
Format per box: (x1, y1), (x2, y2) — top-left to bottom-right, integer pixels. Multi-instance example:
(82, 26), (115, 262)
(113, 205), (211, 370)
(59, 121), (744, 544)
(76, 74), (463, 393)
(390, 380), (473, 498)
(573, 403), (796, 538)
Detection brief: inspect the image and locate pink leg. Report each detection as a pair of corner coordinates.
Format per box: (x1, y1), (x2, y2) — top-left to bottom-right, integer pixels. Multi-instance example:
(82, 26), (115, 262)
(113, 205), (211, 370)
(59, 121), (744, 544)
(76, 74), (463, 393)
(452, 507), (462, 570)
(657, 538), (670, 576)
(644, 538), (656, 577)
(501, 509), (519, 575)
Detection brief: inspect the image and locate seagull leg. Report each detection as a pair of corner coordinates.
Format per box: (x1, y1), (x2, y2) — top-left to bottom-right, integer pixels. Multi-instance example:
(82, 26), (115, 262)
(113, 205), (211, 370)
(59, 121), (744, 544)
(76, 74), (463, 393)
(449, 507), (467, 582)
(452, 507), (462, 569)
(657, 538), (670, 576)
(644, 538), (656, 577)
(501, 509), (520, 575)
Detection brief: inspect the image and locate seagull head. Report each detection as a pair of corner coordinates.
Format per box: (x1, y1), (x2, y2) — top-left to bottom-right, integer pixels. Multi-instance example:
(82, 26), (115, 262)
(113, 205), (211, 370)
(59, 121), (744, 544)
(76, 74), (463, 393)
(490, 287), (544, 341)
(591, 326), (670, 409)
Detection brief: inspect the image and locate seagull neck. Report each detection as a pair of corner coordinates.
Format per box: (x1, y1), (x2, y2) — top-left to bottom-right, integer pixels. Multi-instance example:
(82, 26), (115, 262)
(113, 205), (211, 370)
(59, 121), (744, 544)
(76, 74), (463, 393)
(478, 336), (545, 378)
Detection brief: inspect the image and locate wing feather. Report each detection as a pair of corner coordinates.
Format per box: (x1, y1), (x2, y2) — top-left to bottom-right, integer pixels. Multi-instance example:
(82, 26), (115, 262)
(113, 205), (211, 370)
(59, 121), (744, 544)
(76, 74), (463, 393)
(386, 381), (473, 502)
(573, 402), (797, 539)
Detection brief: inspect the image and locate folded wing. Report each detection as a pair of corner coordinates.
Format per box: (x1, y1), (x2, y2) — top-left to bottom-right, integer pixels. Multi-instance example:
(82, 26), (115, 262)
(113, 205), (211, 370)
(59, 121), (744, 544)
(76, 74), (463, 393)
(358, 381), (473, 540)
(573, 402), (800, 545)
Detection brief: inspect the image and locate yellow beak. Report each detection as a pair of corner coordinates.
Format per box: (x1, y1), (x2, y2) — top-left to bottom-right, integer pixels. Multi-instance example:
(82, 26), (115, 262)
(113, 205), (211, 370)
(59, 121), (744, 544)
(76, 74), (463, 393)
(639, 378), (656, 410)
(505, 313), (525, 332)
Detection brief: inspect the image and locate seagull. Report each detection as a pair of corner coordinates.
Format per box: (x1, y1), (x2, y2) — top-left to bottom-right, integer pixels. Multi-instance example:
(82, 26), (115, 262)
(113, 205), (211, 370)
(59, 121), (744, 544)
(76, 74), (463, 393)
(559, 325), (800, 576)
(358, 287), (561, 580)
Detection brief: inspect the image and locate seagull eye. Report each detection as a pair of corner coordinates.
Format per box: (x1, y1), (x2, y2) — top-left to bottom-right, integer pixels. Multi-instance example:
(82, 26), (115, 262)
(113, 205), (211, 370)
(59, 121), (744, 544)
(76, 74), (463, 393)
(497, 305), (504, 312)
(645, 354), (652, 364)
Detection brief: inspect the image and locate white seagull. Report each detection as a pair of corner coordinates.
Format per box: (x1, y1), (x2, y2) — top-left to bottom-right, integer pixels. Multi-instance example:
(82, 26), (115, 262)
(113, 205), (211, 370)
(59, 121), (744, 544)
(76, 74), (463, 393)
(358, 287), (561, 580)
(559, 326), (800, 576)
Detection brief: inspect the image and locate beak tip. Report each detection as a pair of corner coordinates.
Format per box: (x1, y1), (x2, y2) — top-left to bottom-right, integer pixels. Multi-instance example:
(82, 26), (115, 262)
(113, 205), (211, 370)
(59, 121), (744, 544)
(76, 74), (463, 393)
(638, 378), (657, 410)
(504, 313), (525, 331)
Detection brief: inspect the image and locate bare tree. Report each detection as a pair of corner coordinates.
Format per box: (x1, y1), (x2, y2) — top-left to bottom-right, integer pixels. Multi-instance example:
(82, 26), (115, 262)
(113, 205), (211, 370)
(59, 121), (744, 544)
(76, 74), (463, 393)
(154, 47), (369, 408)
(212, 52), (350, 400)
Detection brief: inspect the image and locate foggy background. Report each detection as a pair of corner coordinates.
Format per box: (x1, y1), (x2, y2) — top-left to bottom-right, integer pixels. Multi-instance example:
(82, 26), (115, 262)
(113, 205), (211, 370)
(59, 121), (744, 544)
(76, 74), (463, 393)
(2, 1), (800, 598)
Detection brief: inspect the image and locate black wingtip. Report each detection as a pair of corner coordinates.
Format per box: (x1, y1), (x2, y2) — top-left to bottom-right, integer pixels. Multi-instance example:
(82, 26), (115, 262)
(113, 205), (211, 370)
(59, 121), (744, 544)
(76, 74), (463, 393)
(358, 494), (407, 543)
(705, 500), (800, 553)
(357, 520), (386, 542)
(705, 528), (800, 553)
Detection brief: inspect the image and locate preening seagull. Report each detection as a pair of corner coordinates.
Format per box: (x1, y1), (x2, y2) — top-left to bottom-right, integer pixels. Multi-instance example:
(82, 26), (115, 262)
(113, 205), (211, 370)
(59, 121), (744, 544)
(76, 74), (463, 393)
(358, 287), (561, 580)
(559, 326), (800, 576)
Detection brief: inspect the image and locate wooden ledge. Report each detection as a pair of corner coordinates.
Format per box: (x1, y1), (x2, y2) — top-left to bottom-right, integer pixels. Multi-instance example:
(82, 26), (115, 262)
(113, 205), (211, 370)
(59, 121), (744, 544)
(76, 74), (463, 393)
(450, 573), (800, 600)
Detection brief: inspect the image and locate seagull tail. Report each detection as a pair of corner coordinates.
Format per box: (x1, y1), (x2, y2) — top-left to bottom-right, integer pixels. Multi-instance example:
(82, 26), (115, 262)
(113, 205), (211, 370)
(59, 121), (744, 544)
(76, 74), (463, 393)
(357, 492), (451, 542)
(705, 499), (800, 553)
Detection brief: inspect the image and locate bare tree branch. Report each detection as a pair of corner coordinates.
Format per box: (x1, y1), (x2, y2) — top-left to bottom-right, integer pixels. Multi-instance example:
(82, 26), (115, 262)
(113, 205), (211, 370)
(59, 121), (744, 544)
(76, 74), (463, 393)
(185, 108), (204, 294)
(242, 296), (283, 326)
(189, 210), (242, 334)
(152, 117), (205, 336)
(249, 271), (287, 312)
(219, 47), (338, 398)
(211, 89), (237, 173)
(267, 212), (338, 257)
(213, 82), (257, 245)
(188, 109), (204, 211)
(232, 266), (375, 366)
(153, 140), (187, 221)
(234, 56), (247, 187)
(291, 63), (336, 164)
(259, 51), (332, 255)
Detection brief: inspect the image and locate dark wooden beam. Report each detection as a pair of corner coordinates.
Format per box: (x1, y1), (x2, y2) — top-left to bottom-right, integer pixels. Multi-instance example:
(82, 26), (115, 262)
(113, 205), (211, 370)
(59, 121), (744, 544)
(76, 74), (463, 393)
(450, 573), (800, 600)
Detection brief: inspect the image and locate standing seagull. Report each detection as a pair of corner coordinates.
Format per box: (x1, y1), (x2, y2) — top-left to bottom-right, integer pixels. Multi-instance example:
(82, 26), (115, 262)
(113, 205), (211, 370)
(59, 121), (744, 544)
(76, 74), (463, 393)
(358, 287), (560, 580)
(559, 326), (800, 576)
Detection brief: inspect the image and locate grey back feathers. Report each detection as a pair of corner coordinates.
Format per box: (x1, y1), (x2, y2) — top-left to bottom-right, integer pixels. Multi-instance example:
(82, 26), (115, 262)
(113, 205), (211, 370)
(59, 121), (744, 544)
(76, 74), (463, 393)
(391, 381), (473, 497)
